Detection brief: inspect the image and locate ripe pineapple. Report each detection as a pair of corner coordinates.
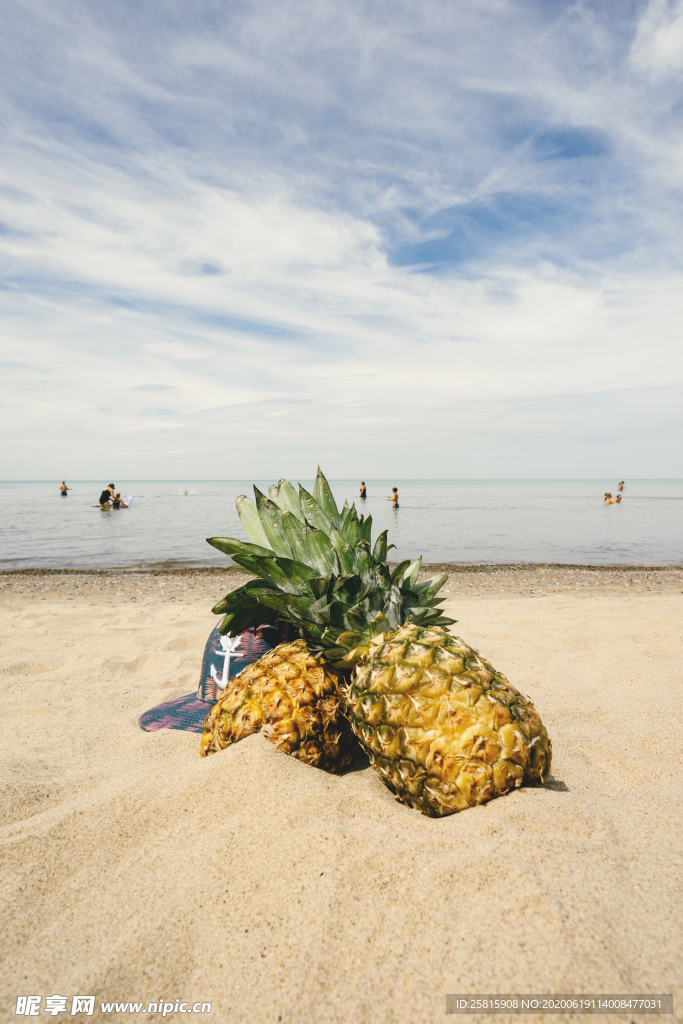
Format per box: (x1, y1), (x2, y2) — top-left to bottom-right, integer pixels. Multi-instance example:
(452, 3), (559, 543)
(345, 623), (551, 817)
(201, 467), (452, 773)
(200, 639), (355, 773)
(202, 467), (552, 815)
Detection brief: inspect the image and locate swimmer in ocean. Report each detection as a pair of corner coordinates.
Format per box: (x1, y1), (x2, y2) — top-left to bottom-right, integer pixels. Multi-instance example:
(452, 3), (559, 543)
(387, 487), (399, 508)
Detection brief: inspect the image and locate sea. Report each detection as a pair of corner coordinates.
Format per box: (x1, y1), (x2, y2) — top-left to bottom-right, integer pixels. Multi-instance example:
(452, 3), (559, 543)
(1, 479), (682, 571)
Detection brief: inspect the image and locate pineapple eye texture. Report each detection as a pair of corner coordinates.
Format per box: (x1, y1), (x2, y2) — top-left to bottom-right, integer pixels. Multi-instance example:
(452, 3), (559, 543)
(200, 641), (356, 774)
(344, 624), (552, 817)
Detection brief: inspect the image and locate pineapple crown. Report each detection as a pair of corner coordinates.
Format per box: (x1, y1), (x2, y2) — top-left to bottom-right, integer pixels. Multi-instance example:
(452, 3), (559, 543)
(206, 467), (455, 667)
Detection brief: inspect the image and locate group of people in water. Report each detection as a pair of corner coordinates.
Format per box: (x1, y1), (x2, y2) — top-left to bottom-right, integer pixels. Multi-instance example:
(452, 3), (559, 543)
(57, 476), (629, 519)
(97, 484), (128, 509)
(604, 481), (625, 505)
(59, 479), (625, 512)
(59, 481), (127, 508)
(363, 481), (627, 510)
(359, 482), (399, 508)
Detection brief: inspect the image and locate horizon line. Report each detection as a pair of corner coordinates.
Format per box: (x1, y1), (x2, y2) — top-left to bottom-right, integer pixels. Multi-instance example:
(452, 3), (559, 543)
(1, 478), (682, 485)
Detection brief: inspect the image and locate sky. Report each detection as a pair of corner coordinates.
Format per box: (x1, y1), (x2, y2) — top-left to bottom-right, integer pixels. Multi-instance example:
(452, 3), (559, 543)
(1, 0), (682, 480)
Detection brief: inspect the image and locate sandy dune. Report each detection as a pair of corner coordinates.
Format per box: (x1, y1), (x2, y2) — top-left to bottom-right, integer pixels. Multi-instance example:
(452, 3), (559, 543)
(1, 586), (682, 1023)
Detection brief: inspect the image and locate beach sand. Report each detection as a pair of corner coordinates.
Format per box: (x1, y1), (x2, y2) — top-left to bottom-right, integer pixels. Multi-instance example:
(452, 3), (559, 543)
(1, 571), (682, 1023)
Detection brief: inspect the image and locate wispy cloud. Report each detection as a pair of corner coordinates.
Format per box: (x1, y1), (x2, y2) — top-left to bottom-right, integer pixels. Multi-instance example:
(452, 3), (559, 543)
(630, 0), (683, 75)
(0, 0), (681, 478)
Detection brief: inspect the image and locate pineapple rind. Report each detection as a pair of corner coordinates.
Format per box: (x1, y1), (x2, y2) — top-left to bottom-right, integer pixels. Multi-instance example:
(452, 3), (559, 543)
(345, 624), (552, 817)
(200, 640), (357, 773)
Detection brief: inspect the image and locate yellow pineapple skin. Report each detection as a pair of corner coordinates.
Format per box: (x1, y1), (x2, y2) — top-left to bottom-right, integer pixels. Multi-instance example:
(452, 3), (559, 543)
(199, 640), (356, 773)
(345, 624), (552, 817)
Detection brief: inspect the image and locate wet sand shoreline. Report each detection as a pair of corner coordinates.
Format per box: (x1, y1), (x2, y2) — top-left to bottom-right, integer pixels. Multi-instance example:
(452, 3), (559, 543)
(2, 563), (682, 605)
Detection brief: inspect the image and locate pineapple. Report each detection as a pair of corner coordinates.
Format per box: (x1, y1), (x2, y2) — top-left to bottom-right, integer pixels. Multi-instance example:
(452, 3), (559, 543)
(202, 468), (552, 815)
(200, 639), (355, 773)
(345, 624), (551, 817)
(201, 467), (451, 773)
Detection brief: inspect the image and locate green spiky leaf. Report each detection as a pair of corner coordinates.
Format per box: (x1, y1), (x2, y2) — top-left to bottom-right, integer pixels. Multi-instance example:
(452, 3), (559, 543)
(372, 529), (389, 563)
(253, 487), (292, 558)
(313, 467), (342, 528)
(390, 560), (412, 585)
(414, 572), (449, 600)
(281, 511), (311, 564)
(206, 536), (273, 560)
(235, 495), (271, 549)
(401, 557), (422, 589)
(227, 553), (271, 576)
(276, 479), (305, 522)
(208, 467), (456, 662)
(329, 526), (355, 574)
(359, 513), (372, 545)
(211, 578), (279, 614)
(252, 555), (317, 593)
(355, 541), (375, 587)
(310, 575), (333, 600)
(305, 524), (337, 575)
(298, 485), (331, 533)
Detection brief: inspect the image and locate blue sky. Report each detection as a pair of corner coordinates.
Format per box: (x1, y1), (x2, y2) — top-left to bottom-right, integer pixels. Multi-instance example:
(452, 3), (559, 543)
(1, 0), (682, 479)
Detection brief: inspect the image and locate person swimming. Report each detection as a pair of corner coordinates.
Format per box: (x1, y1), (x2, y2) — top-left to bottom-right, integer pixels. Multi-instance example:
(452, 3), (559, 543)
(387, 487), (399, 508)
(359, 481), (367, 499)
(59, 480), (71, 495)
(618, 481), (625, 492)
(604, 492), (621, 505)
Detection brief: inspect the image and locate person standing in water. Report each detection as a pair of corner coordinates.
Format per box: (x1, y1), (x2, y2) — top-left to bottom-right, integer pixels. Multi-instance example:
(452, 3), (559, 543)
(59, 481), (71, 496)
(618, 481), (625, 492)
(359, 481), (367, 499)
(387, 487), (399, 508)
(98, 484), (116, 509)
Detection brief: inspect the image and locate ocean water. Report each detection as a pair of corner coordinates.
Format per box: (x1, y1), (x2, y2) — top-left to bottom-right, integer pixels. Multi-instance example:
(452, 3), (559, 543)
(1, 479), (682, 570)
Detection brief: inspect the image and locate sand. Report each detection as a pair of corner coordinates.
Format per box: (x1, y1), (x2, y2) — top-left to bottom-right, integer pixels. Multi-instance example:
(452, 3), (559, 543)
(1, 572), (682, 1024)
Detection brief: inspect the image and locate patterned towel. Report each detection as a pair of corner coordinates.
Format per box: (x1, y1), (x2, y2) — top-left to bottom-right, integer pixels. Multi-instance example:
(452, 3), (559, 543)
(138, 620), (297, 734)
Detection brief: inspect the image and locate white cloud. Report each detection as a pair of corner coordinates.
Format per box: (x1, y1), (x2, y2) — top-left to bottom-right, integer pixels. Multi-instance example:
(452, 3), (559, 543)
(0, 0), (682, 478)
(631, 0), (683, 75)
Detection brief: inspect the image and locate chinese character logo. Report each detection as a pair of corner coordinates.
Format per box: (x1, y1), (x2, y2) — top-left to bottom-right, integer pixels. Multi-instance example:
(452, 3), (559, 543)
(71, 997), (95, 1015)
(16, 996), (41, 1016)
(45, 996), (68, 1016)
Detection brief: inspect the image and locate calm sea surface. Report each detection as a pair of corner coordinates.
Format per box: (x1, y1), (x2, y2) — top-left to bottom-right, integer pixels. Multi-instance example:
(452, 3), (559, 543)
(1, 480), (682, 570)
